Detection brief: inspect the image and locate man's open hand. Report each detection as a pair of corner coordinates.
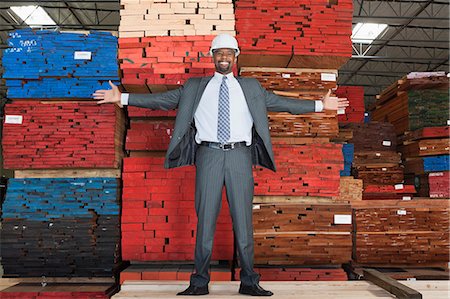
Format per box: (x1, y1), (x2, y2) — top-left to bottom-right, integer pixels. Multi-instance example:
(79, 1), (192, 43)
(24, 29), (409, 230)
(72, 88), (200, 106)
(322, 89), (350, 111)
(92, 80), (122, 108)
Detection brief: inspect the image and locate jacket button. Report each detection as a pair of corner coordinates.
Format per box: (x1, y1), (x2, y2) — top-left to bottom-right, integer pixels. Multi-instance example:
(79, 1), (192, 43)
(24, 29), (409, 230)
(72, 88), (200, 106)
(177, 137), (181, 139)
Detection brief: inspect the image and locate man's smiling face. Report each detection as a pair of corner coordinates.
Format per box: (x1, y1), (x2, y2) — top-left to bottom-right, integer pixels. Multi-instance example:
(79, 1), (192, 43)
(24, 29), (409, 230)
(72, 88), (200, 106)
(213, 48), (236, 75)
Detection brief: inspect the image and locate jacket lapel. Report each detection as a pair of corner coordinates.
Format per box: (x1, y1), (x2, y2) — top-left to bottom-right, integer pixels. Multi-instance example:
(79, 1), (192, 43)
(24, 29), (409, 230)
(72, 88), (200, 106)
(193, 76), (213, 113)
(236, 77), (256, 119)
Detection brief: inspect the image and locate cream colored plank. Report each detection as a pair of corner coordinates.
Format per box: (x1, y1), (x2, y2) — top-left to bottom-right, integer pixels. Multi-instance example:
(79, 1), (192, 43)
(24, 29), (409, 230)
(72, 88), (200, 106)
(112, 281), (398, 299)
(14, 169), (121, 178)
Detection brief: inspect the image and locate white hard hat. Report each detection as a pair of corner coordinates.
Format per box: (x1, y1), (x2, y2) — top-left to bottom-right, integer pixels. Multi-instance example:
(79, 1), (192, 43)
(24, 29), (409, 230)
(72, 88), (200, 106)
(209, 34), (240, 56)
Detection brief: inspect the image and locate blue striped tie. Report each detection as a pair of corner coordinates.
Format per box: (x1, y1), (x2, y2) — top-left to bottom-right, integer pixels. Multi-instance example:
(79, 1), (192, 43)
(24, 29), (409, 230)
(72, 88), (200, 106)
(217, 76), (230, 143)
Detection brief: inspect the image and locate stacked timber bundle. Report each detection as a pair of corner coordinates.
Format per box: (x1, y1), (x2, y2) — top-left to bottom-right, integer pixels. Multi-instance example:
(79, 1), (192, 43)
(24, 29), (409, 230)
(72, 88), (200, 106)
(120, 264), (231, 283)
(121, 157), (233, 261)
(3, 102), (124, 170)
(119, 36), (239, 92)
(335, 86), (365, 124)
(117, 0), (238, 280)
(235, 0), (353, 69)
(253, 143), (343, 197)
(343, 122), (415, 199)
(0, 282), (117, 299)
(2, 29), (119, 98)
(119, 0), (235, 37)
(373, 72), (449, 198)
(337, 177), (363, 203)
(235, 1), (355, 278)
(400, 126), (449, 198)
(240, 67), (339, 137)
(234, 267), (348, 281)
(353, 199), (450, 267)
(126, 119), (175, 151)
(371, 72), (449, 135)
(252, 203), (352, 265)
(1, 29), (123, 278)
(118, 0), (236, 91)
(1, 178), (120, 277)
(340, 143), (354, 176)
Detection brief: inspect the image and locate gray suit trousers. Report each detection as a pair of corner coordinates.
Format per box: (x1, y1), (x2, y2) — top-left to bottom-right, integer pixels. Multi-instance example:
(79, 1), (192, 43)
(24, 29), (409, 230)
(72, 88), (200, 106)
(189, 145), (260, 287)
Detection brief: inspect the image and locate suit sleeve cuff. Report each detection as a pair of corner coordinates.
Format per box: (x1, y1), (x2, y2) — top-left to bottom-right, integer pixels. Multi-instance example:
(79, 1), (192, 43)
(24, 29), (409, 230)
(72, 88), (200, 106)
(315, 100), (323, 112)
(121, 93), (129, 106)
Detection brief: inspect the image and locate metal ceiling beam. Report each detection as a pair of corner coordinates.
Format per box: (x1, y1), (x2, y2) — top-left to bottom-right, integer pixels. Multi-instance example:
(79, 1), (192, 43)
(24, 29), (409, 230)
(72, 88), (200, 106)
(354, 15), (448, 21)
(343, 0), (435, 85)
(61, 1), (88, 30)
(0, 6), (118, 13)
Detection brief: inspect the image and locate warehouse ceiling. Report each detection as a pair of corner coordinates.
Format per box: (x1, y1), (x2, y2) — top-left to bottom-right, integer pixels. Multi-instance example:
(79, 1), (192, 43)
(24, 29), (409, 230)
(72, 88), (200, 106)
(0, 0), (448, 106)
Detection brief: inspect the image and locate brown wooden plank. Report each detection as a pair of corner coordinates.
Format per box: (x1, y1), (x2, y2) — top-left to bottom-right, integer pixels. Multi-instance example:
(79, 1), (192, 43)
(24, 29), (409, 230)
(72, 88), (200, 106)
(363, 269), (422, 299)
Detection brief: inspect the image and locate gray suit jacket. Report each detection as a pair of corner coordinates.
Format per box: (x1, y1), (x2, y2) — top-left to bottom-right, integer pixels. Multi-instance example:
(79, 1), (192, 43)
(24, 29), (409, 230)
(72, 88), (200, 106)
(128, 76), (316, 171)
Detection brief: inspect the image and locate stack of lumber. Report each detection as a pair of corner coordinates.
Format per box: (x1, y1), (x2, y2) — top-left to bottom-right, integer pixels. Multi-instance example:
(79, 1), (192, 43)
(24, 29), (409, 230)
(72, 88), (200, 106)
(428, 172), (450, 198)
(0, 282), (117, 299)
(121, 157), (233, 261)
(235, 4), (354, 271)
(120, 264), (231, 283)
(371, 72), (449, 135)
(400, 126), (449, 198)
(335, 86), (365, 123)
(235, 0), (353, 68)
(252, 203), (352, 265)
(1, 178), (120, 277)
(344, 122), (414, 199)
(1, 29), (124, 278)
(353, 199), (450, 266)
(253, 144), (343, 197)
(119, 0), (235, 37)
(340, 143), (354, 176)
(118, 0), (235, 91)
(346, 122), (397, 152)
(234, 267), (348, 281)
(337, 177), (363, 202)
(128, 107), (177, 118)
(352, 151), (403, 186)
(3, 102), (124, 170)
(240, 67), (339, 138)
(126, 119), (175, 151)
(3, 29), (119, 98)
(119, 36), (239, 92)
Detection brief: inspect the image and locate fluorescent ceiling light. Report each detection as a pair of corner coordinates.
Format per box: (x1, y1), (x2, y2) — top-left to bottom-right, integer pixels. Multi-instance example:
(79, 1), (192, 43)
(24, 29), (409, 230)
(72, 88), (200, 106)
(10, 5), (56, 27)
(352, 23), (388, 44)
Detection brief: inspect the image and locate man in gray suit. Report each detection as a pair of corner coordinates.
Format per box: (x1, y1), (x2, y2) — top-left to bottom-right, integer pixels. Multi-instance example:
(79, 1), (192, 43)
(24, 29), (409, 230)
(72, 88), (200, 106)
(94, 34), (349, 296)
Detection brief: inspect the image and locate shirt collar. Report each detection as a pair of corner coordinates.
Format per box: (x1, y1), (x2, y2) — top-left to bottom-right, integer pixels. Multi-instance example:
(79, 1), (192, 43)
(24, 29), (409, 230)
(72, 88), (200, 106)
(214, 71), (234, 82)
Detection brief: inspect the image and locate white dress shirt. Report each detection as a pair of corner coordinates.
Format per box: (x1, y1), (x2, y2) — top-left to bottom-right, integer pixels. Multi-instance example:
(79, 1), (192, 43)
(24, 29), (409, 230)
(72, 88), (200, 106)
(194, 72), (253, 145)
(120, 74), (324, 146)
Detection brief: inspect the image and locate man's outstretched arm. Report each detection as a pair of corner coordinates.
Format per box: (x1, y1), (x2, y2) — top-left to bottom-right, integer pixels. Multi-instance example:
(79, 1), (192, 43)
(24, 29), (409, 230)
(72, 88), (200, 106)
(93, 80), (181, 111)
(264, 87), (350, 114)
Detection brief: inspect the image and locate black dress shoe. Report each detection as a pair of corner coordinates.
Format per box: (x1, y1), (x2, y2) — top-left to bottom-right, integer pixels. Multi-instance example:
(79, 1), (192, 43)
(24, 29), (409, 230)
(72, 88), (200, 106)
(177, 284), (209, 296)
(239, 283), (273, 296)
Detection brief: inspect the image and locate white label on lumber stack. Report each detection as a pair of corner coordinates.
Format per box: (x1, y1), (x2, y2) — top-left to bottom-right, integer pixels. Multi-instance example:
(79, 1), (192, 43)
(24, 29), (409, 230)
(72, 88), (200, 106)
(337, 109), (345, 115)
(394, 184), (404, 190)
(429, 172), (444, 177)
(402, 196), (412, 200)
(382, 140), (391, 146)
(282, 73), (291, 78)
(5, 115), (23, 124)
(321, 73), (336, 81)
(397, 210), (407, 215)
(382, 167), (387, 171)
(375, 152), (381, 157)
(74, 51), (92, 60)
(253, 204), (260, 210)
(447, 120), (450, 125)
(334, 214), (352, 224)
